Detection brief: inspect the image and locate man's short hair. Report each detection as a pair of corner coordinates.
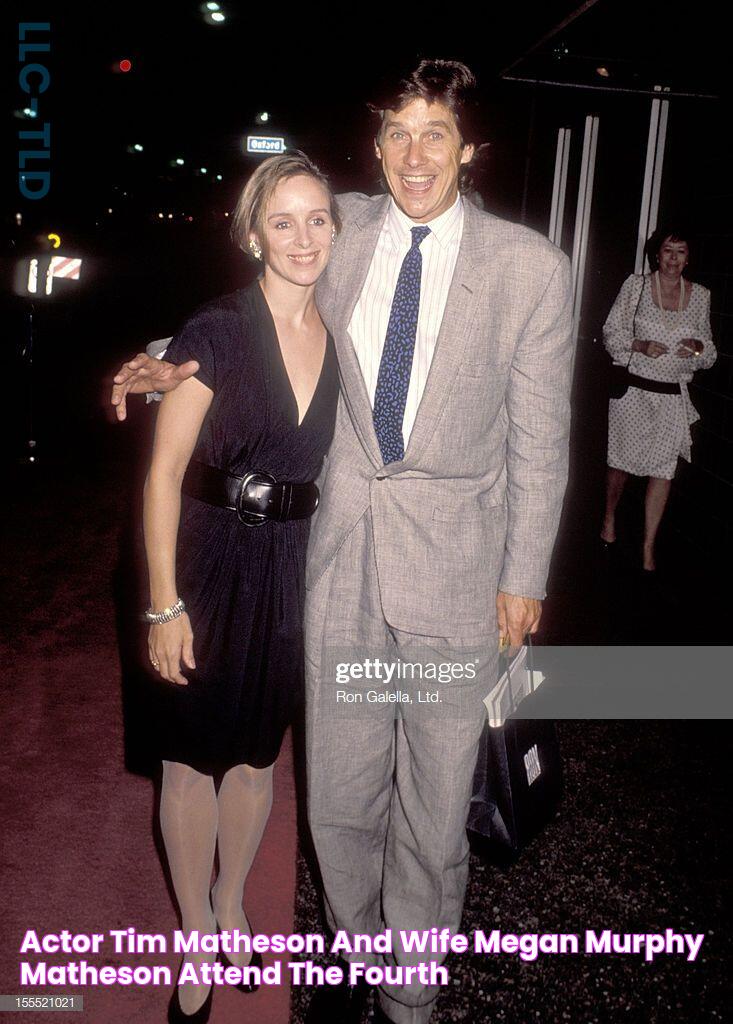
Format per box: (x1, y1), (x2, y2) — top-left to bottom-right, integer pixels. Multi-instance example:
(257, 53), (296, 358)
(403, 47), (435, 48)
(368, 59), (481, 147)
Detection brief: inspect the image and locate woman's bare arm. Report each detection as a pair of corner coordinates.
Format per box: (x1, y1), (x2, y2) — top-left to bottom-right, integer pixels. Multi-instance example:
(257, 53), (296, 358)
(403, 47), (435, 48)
(143, 376), (213, 683)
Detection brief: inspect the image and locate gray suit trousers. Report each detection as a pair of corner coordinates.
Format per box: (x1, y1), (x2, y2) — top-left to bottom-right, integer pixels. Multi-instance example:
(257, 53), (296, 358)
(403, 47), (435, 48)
(305, 511), (495, 1024)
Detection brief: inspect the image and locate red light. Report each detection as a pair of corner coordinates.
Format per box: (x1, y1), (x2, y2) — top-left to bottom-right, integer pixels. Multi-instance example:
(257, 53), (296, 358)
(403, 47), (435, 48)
(119, 59), (132, 73)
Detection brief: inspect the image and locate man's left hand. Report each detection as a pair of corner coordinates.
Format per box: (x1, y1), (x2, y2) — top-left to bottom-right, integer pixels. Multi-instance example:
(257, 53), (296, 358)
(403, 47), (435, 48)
(110, 354), (199, 421)
(496, 591), (542, 649)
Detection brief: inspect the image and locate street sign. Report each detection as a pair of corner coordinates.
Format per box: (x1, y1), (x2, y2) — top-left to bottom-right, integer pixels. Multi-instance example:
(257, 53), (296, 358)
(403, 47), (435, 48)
(246, 135), (286, 155)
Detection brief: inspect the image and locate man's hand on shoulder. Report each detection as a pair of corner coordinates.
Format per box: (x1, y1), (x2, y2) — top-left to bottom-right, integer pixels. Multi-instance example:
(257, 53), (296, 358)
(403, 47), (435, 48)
(496, 591), (542, 649)
(110, 354), (199, 421)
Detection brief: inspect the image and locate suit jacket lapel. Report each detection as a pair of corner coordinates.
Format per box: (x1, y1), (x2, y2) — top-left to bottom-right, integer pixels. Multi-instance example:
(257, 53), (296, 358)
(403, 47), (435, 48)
(329, 195), (391, 468)
(324, 196), (492, 473)
(401, 200), (488, 468)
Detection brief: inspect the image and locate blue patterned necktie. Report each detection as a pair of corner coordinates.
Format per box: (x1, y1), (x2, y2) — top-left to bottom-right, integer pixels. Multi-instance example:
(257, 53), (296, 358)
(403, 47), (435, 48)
(373, 225), (431, 463)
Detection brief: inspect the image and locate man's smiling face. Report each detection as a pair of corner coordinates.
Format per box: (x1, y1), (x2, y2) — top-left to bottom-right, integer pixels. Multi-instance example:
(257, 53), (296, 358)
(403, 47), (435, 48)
(375, 97), (474, 223)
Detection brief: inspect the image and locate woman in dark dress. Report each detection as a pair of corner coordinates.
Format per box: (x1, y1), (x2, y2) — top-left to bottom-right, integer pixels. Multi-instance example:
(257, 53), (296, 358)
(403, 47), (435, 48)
(143, 152), (339, 1022)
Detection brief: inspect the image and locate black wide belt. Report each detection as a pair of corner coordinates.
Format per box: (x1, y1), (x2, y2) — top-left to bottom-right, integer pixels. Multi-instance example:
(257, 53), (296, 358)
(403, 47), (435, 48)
(182, 461), (319, 527)
(626, 373), (681, 395)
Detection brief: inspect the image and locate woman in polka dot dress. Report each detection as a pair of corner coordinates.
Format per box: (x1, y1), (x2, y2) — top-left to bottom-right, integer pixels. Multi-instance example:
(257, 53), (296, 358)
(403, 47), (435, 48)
(599, 227), (716, 570)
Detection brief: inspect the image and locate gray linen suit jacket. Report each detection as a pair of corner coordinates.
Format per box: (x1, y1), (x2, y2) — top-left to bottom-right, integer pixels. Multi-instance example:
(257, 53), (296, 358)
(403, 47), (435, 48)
(308, 192), (574, 637)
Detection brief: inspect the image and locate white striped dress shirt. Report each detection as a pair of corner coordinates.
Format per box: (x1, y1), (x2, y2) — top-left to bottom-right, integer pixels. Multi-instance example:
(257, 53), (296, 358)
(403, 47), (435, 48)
(348, 195), (464, 446)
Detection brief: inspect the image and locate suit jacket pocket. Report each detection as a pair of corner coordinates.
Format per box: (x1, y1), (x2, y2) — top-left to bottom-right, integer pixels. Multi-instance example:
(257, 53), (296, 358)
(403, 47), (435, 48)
(432, 507), (485, 524)
(432, 497), (505, 523)
(457, 361), (491, 378)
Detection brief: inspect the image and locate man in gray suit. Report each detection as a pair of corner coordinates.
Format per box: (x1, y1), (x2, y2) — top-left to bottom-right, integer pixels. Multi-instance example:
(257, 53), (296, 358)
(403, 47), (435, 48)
(112, 59), (573, 1024)
(303, 62), (572, 1024)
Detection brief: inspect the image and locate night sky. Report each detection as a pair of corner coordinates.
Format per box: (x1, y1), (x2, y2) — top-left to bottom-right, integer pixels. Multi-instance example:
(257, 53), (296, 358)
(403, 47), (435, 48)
(4, 2), (559, 229)
(4, 2), (727, 239)
(3, 0), (729, 422)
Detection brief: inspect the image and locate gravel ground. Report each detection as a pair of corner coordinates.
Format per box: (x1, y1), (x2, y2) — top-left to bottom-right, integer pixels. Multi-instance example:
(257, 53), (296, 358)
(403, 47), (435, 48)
(291, 720), (729, 1023)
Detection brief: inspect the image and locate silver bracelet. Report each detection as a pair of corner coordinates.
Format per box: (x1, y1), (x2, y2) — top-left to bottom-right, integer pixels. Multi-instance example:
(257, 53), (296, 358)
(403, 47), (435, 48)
(144, 598), (186, 625)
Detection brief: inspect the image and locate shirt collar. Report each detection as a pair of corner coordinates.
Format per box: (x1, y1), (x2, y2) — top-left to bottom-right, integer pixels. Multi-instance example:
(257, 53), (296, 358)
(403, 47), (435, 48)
(385, 193), (464, 251)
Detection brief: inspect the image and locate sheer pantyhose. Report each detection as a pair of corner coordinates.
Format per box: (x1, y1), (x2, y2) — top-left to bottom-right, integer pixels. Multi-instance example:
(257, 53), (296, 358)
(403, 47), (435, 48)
(160, 759), (274, 1013)
(601, 467), (672, 569)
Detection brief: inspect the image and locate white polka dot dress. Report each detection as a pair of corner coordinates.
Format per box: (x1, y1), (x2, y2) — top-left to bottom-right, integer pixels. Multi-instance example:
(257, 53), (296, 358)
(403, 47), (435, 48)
(603, 274), (716, 479)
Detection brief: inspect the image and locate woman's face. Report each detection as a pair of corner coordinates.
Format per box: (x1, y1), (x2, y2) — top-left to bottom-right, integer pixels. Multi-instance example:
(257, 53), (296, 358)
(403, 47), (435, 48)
(657, 236), (689, 279)
(254, 174), (334, 288)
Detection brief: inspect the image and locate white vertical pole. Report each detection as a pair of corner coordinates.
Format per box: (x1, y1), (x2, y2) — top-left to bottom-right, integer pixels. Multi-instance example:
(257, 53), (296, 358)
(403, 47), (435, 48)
(635, 85), (670, 273)
(549, 127), (571, 246)
(649, 96), (669, 229)
(571, 114), (599, 340)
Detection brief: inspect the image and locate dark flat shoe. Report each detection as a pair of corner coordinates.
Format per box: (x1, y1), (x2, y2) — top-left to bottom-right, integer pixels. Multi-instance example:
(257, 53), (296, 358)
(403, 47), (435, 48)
(168, 983), (213, 1024)
(305, 971), (372, 1023)
(219, 947), (263, 993)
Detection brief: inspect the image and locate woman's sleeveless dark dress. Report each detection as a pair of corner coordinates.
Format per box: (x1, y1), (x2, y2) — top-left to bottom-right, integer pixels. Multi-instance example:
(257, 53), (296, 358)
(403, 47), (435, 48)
(156, 280), (338, 772)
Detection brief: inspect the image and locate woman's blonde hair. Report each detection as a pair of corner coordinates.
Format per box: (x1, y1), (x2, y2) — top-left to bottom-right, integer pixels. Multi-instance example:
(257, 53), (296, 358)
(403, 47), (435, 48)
(230, 150), (341, 257)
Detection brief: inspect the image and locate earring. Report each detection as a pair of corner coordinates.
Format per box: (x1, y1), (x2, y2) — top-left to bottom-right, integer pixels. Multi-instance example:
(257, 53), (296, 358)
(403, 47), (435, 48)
(331, 228), (337, 245)
(249, 240), (262, 260)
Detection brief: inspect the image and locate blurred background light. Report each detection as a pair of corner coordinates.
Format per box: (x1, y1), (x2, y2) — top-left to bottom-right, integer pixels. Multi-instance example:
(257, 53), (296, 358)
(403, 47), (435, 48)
(119, 59), (132, 73)
(201, 2), (227, 25)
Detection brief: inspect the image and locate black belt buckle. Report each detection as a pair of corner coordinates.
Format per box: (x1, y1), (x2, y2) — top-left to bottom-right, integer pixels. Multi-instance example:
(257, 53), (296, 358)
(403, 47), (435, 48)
(236, 471), (277, 526)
